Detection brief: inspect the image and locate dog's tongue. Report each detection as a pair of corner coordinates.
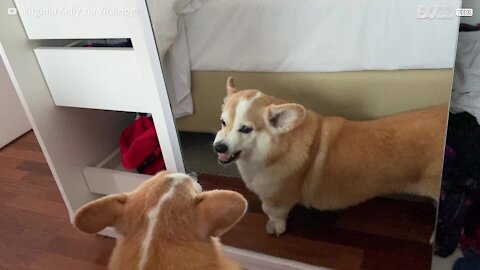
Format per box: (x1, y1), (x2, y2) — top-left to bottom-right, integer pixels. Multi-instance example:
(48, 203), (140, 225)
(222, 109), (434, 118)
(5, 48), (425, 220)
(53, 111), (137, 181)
(217, 153), (231, 162)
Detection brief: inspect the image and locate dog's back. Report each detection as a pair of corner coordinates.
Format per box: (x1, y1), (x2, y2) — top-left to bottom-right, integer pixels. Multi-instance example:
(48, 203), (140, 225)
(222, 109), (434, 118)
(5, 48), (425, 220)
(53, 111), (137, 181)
(300, 104), (448, 210)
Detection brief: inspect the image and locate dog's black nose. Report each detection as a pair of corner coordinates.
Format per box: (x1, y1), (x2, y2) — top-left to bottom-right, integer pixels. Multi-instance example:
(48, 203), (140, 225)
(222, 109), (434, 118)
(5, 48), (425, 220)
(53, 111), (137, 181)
(214, 143), (228, 153)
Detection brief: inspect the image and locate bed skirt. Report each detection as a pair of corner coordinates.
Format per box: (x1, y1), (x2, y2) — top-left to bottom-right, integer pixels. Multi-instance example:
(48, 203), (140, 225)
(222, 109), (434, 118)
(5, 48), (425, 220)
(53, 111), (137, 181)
(176, 69), (453, 133)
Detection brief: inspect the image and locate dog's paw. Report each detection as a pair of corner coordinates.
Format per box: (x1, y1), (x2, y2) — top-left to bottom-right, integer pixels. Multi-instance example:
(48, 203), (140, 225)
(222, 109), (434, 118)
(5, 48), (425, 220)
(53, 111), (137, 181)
(266, 219), (286, 236)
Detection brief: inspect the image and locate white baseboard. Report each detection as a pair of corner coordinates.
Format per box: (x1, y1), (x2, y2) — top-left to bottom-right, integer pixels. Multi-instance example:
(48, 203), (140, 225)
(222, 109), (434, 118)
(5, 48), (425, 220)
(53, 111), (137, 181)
(223, 246), (328, 270)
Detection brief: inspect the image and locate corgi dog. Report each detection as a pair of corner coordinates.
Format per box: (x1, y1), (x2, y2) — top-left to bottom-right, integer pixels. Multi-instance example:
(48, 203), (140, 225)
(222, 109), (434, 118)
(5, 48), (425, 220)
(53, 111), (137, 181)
(213, 77), (447, 236)
(73, 171), (247, 270)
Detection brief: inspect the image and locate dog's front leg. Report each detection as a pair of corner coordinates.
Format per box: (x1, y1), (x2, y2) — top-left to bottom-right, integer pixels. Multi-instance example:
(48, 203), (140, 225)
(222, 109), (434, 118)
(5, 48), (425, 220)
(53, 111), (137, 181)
(262, 201), (293, 236)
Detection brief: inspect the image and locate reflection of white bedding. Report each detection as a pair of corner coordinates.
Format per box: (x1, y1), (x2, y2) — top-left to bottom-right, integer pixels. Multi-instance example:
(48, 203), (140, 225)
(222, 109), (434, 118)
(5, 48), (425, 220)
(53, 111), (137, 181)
(147, 0), (201, 118)
(184, 0), (460, 72)
(147, 0), (201, 57)
(154, 0), (461, 117)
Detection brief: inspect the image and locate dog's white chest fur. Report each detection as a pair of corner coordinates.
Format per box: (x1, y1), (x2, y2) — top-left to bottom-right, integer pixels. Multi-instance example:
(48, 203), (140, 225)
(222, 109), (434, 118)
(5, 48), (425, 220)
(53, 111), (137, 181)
(236, 161), (280, 200)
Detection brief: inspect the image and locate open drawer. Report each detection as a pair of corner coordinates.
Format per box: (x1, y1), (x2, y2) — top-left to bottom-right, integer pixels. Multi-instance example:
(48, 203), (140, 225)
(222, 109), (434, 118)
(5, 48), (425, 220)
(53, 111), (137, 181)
(84, 149), (150, 195)
(34, 45), (152, 113)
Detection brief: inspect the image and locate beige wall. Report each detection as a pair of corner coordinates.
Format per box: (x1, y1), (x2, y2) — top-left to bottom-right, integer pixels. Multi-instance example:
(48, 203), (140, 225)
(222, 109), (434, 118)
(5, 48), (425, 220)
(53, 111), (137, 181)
(176, 70), (453, 133)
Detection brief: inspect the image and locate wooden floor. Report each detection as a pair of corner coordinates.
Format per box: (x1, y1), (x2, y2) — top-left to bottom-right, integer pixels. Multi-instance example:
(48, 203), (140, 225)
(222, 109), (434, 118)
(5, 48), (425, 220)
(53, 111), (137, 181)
(0, 131), (436, 270)
(0, 132), (114, 270)
(201, 175), (436, 270)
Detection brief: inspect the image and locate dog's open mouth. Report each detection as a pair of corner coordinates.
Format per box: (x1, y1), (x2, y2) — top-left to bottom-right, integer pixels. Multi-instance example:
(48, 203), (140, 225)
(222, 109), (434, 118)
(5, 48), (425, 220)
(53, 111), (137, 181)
(217, 151), (241, 164)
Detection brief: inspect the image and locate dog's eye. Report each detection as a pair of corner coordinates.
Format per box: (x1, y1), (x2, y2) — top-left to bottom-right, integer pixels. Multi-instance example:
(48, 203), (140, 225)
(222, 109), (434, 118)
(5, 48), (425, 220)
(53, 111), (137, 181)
(238, 125), (253, 134)
(221, 119), (226, 127)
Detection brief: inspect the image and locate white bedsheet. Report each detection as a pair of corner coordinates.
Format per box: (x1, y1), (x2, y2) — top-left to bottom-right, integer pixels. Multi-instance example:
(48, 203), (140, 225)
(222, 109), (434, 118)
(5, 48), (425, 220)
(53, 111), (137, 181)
(147, 0), (201, 118)
(162, 18), (194, 118)
(184, 0), (460, 72)
(153, 0), (461, 118)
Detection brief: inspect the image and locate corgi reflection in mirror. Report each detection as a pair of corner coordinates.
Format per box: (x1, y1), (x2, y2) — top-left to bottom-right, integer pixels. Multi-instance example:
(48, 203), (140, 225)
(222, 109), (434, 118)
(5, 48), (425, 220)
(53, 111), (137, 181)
(73, 171), (247, 270)
(214, 77), (446, 236)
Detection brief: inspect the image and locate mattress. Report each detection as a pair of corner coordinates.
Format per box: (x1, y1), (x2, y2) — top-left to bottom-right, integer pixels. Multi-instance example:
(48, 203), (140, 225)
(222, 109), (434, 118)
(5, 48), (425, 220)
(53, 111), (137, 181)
(183, 0), (461, 72)
(159, 0), (461, 117)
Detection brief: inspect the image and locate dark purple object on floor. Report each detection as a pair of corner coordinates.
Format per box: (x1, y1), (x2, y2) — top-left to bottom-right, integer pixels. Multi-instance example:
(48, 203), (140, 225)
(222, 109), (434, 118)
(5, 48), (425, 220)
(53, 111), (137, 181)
(435, 112), (480, 257)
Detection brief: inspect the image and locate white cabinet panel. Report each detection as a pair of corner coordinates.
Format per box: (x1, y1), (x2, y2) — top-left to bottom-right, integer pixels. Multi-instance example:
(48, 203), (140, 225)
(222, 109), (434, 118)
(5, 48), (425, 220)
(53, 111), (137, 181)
(14, 0), (133, 39)
(0, 54), (30, 148)
(34, 47), (152, 112)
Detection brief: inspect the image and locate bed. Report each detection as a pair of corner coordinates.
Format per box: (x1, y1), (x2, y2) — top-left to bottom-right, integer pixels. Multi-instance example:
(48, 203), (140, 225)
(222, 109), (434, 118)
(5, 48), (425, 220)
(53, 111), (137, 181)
(148, 0), (461, 132)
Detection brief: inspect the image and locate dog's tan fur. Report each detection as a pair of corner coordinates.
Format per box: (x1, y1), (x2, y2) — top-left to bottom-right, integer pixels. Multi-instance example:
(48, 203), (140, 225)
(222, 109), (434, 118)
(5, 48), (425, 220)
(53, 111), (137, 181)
(73, 171), (247, 270)
(214, 77), (447, 235)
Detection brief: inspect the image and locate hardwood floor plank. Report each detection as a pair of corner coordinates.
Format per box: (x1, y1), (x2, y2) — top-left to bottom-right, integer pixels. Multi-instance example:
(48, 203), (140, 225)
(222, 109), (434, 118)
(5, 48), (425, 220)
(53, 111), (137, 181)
(0, 176), (59, 200)
(30, 253), (106, 270)
(16, 161), (52, 176)
(334, 198), (435, 243)
(223, 213), (364, 270)
(13, 229), (57, 251)
(0, 189), (17, 204)
(56, 223), (114, 247)
(34, 186), (65, 203)
(47, 234), (114, 266)
(0, 147), (46, 162)
(0, 168), (29, 179)
(21, 174), (58, 189)
(0, 242), (41, 269)
(2, 266), (31, 270)
(51, 223), (114, 266)
(0, 218), (24, 245)
(0, 156), (22, 169)
(5, 195), (68, 218)
(22, 131), (39, 143)
(0, 204), (66, 234)
(361, 246), (432, 270)
(12, 138), (43, 153)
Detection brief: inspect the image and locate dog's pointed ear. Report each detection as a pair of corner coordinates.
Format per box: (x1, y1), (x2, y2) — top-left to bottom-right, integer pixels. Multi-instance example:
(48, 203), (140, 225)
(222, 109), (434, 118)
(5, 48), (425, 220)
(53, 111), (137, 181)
(265, 103), (306, 134)
(194, 190), (247, 239)
(73, 193), (128, 234)
(226, 76), (238, 96)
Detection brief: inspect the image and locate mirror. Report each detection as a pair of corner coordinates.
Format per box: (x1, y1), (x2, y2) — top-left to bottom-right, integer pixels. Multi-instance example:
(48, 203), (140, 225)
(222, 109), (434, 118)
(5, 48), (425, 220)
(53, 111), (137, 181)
(146, 1), (462, 269)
